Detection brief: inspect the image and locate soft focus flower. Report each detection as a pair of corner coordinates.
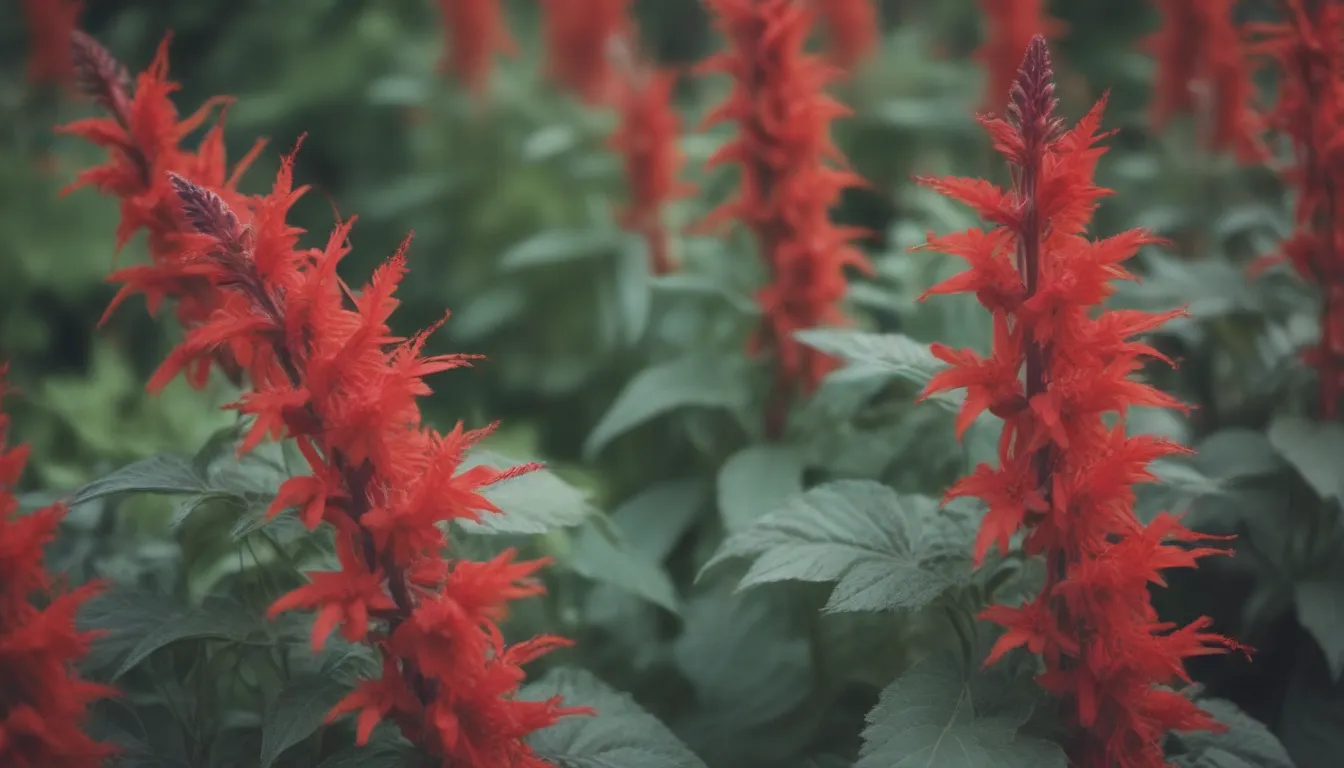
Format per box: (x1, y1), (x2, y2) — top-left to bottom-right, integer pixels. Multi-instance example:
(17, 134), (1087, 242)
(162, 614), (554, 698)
(539, 0), (631, 103)
(21, 0), (83, 86)
(434, 0), (517, 94)
(974, 0), (1066, 111)
(813, 0), (880, 70)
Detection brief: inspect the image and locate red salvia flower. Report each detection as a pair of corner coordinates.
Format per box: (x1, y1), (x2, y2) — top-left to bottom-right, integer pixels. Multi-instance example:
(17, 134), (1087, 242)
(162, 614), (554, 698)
(1144, 0), (1266, 162)
(21, 0), (83, 86)
(974, 0), (1066, 111)
(608, 37), (694, 274)
(916, 37), (1245, 768)
(1245, 0), (1344, 418)
(0, 366), (118, 768)
(812, 0), (880, 70)
(699, 0), (873, 439)
(108, 149), (592, 764)
(539, 0), (632, 104)
(56, 31), (266, 387)
(434, 0), (517, 94)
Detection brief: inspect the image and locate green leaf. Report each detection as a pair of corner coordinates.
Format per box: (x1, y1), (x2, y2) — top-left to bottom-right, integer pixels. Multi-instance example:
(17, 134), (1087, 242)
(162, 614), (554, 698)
(1295, 580), (1344, 681)
(855, 653), (1066, 768)
(1268, 416), (1344, 502)
(614, 240), (653, 346)
(1168, 698), (1295, 768)
(68, 454), (207, 507)
(456, 450), (597, 535)
(608, 479), (707, 562)
(584, 356), (751, 459)
(566, 520), (681, 613)
(794, 329), (961, 411)
(499, 229), (623, 272)
(1193, 429), (1286, 481)
(114, 598), (269, 679)
(702, 480), (975, 614)
(717, 444), (807, 532)
(522, 667), (708, 768)
(259, 673), (354, 768)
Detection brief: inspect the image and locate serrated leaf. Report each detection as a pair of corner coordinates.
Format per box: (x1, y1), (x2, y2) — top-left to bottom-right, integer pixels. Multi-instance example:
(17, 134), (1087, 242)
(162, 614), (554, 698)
(1268, 416), (1344, 502)
(454, 450), (597, 534)
(717, 444), (806, 532)
(114, 599), (268, 679)
(68, 454), (207, 507)
(499, 229), (622, 272)
(794, 329), (961, 411)
(259, 673), (354, 768)
(567, 520), (681, 613)
(702, 480), (974, 614)
(1169, 698), (1295, 768)
(522, 667), (707, 768)
(1295, 580), (1344, 681)
(855, 653), (1066, 768)
(584, 356), (751, 458)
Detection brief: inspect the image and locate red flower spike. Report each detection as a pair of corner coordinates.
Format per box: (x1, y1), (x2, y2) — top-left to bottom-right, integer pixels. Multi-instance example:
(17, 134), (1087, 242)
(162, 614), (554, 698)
(699, 0), (873, 439)
(539, 0), (632, 104)
(1245, 1), (1344, 418)
(22, 0), (83, 86)
(434, 0), (517, 94)
(812, 0), (880, 71)
(1144, 0), (1267, 163)
(915, 36), (1243, 767)
(973, 0), (1066, 113)
(0, 366), (117, 768)
(136, 155), (586, 763)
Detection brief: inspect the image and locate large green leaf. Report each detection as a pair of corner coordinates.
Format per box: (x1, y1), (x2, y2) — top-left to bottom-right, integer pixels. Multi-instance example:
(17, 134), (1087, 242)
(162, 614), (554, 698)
(114, 598), (270, 679)
(1168, 698), (1295, 768)
(1295, 579), (1344, 681)
(584, 356), (752, 458)
(259, 673), (355, 768)
(717, 444), (807, 533)
(702, 480), (976, 614)
(68, 453), (208, 507)
(567, 519), (681, 613)
(456, 450), (598, 535)
(1268, 417), (1344, 502)
(522, 667), (707, 768)
(793, 329), (961, 411)
(855, 653), (1066, 768)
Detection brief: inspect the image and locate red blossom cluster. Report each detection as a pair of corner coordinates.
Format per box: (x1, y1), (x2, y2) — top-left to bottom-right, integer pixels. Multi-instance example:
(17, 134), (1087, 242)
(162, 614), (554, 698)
(917, 37), (1244, 768)
(433, 0), (517, 93)
(539, 0), (631, 104)
(56, 32), (266, 388)
(1144, 0), (1266, 162)
(608, 40), (694, 275)
(699, 0), (872, 438)
(0, 366), (117, 768)
(20, 0), (83, 86)
(1245, 0), (1344, 418)
(812, 0), (880, 70)
(61, 33), (589, 767)
(974, 0), (1066, 111)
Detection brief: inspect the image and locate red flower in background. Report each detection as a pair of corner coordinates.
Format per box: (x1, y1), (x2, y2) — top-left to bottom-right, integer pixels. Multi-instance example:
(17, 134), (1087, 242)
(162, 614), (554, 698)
(699, 0), (872, 439)
(0, 366), (117, 768)
(1245, 0), (1344, 418)
(917, 36), (1243, 767)
(1144, 0), (1266, 162)
(21, 0), (83, 86)
(608, 38), (694, 274)
(974, 0), (1066, 110)
(539, 0), (632, 104)
(434, 0), (517, 94)
(813, 0), (880, 70)
(56, 32), (266, 387)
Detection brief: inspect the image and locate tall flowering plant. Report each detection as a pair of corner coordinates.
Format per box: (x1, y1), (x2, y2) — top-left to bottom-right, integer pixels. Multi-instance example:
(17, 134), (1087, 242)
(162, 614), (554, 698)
(917, 36), (1243, 767)
(0, 366), (117, 768)
(60, 32), (591, 767)
(433, 0), (517, 94)
(974, 0), (1065, 112)
(699, 0), (871, 439)
(539, 0), (631, 104)
(1245, 0), (1344, 419)
(21, 0), (83, 86)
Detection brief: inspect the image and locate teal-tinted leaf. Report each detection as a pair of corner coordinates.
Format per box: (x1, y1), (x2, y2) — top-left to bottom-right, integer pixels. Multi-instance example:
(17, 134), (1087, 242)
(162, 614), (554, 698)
(717, 444), (806, 532)
(259, 673), (354, 768)
(523, 667), (708, 768)
(499, 229), (622, 272)
(1112, 250), (1255, 318)
(608, 479), (707, 562)
(68, 454), (206, 507)
(114, 598), (268, 679)
(1295, 580), (1344, 681)
(855, 653), (1066, 768)
(456, 451), (597, 534)
(794, 329), (961, 411)
(615, 240), (653, 346)
(702, 480), (974, 614)
(1268, 416), (1344, 502)
(567, 520), (680, 613)
(1168, 698), (1294, 768)
(584, 356), (751, 458)
(1193, 429), (1286, 481)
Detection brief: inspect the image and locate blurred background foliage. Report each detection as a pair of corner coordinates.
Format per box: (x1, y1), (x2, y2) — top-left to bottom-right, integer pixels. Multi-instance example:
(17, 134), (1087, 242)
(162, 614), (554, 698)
(1, 0), (1336, 766)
